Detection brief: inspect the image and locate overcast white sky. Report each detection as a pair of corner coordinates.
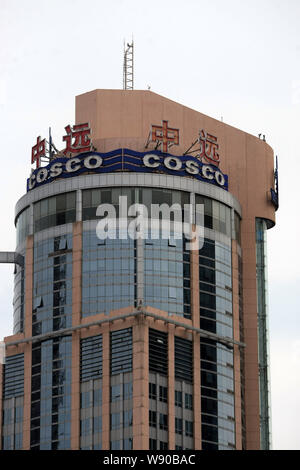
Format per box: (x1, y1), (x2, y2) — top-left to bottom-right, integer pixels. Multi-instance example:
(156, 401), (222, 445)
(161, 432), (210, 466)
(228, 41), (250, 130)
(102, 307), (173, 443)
(0, 0), (299, 450)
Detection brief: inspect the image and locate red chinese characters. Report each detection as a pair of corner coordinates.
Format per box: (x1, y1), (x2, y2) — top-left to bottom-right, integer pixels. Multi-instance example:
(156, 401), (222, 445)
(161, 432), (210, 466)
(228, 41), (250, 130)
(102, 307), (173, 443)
(198, 130), (220, 166)
(151, 120), (179, 153)
(63, 123), (92, 155)
(31, 136), (46, 168)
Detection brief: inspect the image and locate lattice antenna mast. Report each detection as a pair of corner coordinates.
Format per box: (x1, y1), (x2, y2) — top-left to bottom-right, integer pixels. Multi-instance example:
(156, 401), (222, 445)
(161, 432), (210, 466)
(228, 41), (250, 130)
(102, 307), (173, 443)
(123, 40), (134, 90)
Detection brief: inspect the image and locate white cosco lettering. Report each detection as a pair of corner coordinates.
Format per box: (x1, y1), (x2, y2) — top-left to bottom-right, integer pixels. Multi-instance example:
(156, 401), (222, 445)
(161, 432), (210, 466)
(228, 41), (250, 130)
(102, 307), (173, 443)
(143, 154), (160, 168)
(66, 157), (81, 173)
(36, 168), (48, 184)
(50, 162), (63, 178)
(164, 156), (182, 171)
(83, 155), (103, 169)
(143, 155), (224, 186)
(28, 154), (225, 190)
(215, 170), (225, 186)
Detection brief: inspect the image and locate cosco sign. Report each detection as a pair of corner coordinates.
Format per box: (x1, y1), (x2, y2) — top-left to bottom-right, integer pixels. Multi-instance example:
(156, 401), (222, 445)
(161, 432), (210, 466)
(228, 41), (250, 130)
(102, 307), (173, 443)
(27, 149), (228, 192)
(143, 154), (226, 187)
(28, 155), (103, 190)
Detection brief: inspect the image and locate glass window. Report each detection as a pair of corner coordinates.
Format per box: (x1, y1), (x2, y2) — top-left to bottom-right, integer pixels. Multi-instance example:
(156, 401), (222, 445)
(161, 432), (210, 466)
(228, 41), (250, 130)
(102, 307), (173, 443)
(33, 193), (76, 233)
(16, 207), (30, 246)
(80, 418), (91, 436)
(80, 391), (91, 409)
(111, 385), (121, 402)
(93, 416), (102, 433)
(94, 388), (102, 405)
(110, 328), (132, 375)
(185, 420), (193, 437)
(123, 410), (133, 427)
(159, 386), (168, 403)
(123, 382), (133, 400)
(149, 410), (157, 427)
(110, 412), (121, 430)
(195, 195), (231, 236)
(159, 413), (168, 431)
(149, 438), (157, 450)
(15, 433), (23, 450)
(185, 393), (193, 410)
(175, 417), (183, 435)
(110, 440), (121, 450)
(175, 390), (182, 407)
(160, 441), (168, 450)
(123, 438), (133, 450)
(149, 383), (157, 400)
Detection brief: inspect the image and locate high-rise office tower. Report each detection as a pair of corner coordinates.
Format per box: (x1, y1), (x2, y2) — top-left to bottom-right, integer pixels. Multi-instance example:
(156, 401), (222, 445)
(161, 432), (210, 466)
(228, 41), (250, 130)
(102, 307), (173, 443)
(0, 90), (277, 450)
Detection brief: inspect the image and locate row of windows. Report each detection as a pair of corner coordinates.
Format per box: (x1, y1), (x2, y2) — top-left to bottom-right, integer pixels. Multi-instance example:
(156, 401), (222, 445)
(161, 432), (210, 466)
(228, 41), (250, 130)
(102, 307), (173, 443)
(110, 438), (133, 450)
(16, 188), (239, 242)
(148, 384), (193, 410)
(80, 330), (134, 383)
(2, 433), (23, 450)
(3, 354), (24, 399)
(1, 396), (24, 451)
(111, 382), (133, 402)
(80, 335), (102, 382)
(110, 329), (132, 376)
(200, 338), (235, 448)
(149, 330), (194, 382)
(30, 337), (72, 450)
(33, 236), (73, 336)
(110, 410), (133, 430)
(80, 416), (102, 436)
(174, 337), (193, 383)
(149, 439), (168, 450)
(2, 405), (23, 425)
(149, 384), (167, 402)
(33, 192), (76, 233)
(149, 411), (193, 437)
(82, 231), (136, 317)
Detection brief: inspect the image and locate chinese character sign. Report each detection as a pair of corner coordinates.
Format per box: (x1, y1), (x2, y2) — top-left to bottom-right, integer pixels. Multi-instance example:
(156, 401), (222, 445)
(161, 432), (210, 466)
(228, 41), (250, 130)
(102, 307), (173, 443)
(31, 136), (46, 168)
(198, 130), (220, 166)
(63, 123), (92, 155)
(151, 120), (179, 153)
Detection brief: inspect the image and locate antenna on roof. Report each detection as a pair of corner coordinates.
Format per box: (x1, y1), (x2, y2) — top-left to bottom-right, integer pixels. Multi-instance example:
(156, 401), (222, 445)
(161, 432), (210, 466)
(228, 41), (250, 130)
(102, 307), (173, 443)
(123, 39), (134, 90)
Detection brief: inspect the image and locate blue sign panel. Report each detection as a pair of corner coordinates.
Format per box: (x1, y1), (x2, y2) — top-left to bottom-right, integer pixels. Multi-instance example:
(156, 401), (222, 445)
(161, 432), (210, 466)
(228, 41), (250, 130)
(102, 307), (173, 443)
(27, 148), (228, 192)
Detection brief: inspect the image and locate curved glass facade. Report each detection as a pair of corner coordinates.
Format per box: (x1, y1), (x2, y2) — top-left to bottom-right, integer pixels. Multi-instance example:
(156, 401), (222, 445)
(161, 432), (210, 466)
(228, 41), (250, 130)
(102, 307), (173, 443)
(16, 207), (30, 246)
(13, 261), (25, 334)
(33, 192), (76, 233)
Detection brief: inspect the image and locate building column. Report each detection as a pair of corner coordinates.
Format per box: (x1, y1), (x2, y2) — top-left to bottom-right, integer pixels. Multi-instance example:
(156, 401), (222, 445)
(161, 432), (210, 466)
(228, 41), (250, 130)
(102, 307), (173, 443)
(242, 219), (261, 449)
(70, 221), (82, 449)
(232, 239), (243, 450)
(23, 235), (34, 449)
(168, 326), (175, 450)
(102, 325), (110, 450)
(71, 332), (80, 449)
(190, 232), (201, 449)
(133, 316), (149, 449)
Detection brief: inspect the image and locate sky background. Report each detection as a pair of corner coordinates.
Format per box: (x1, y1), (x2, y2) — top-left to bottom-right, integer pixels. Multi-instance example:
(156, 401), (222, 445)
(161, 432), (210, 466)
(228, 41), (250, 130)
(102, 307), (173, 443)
(0, 0), (299, 450)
